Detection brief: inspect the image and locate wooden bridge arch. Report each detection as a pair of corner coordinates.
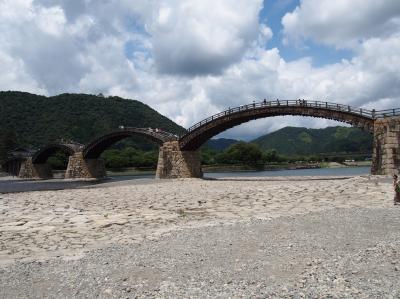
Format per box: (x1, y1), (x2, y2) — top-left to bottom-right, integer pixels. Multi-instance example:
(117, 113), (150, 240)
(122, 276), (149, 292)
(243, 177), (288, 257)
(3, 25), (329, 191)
(83, 127), (178, 159)
(179, 100), (380, 151)
(16, 143), (83, 179)
(32, 143), (82, 164)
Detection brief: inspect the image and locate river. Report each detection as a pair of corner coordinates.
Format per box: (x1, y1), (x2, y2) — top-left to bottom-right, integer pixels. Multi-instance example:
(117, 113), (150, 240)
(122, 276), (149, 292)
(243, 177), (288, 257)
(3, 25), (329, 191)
(0, 166), (371, 193)
(205, 166), (371, 178)
(108, 166), (371, 179)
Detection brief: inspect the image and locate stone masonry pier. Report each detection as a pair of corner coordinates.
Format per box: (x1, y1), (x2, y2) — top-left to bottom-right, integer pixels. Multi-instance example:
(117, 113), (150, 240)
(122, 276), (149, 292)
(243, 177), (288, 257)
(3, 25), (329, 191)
(156, 141), (202, 179)
(62, 142), (202, 179)
(372, 118), (400, 175)
(18, 157), (53, 179)
(65, 152), (106, 179)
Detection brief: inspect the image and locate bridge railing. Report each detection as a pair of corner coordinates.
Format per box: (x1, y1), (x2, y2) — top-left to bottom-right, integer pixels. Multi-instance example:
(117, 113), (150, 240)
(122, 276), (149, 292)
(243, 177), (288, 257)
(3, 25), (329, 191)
(117, 127), (178, 141)
(374, 108), (400, 119)
(185, 99), (400, 133)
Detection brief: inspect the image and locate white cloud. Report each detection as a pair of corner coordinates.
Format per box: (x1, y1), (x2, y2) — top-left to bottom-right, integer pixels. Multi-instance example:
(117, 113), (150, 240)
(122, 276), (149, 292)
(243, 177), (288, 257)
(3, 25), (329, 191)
(147, 0), (264, 75)
(282, 0), (400, 48)
(0, 0), (400, 141)
(35, 6), (66, 36)
(171, 34), (400, 139)
(0, 50), (46, 94)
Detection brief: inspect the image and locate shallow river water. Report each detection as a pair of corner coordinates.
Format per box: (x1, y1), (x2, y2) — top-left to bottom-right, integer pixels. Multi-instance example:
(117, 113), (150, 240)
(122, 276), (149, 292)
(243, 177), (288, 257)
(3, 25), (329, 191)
(0, 166), (371, 193)
(205, 166), (371, 178)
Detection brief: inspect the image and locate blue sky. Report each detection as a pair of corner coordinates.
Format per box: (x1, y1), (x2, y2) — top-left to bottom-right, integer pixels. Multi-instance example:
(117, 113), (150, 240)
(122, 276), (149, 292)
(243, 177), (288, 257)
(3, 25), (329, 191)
(261, 0), (353, 67)
(1, 0), (400, 139)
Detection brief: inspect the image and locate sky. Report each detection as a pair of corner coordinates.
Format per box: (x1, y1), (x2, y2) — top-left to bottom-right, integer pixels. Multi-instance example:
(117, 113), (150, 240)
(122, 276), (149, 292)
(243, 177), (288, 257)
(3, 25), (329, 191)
(1, 0), (400, 140)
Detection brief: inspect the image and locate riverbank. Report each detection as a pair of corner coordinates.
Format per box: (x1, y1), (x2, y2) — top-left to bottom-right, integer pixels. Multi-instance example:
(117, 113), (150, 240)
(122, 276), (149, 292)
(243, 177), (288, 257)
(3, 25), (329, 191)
(1, 208), (398, 298)
(0, 175), (392, 264)
(0, 175), (397, 297)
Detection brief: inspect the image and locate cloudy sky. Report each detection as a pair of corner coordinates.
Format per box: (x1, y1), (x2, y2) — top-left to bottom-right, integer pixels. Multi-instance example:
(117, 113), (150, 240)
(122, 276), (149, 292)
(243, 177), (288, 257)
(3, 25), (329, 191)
(1, 0), (400, 140)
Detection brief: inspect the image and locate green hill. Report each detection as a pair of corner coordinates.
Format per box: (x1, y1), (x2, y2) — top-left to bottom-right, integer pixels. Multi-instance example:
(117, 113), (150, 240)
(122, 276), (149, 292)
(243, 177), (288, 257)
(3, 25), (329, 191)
(0, 91), (185, 149)
(205, 138), (238, 151)
(252, 126), (373, 156)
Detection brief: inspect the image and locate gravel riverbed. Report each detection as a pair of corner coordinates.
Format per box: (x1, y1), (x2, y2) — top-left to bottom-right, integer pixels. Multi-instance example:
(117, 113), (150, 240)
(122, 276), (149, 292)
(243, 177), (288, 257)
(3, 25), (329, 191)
(1, 207), (399, 298)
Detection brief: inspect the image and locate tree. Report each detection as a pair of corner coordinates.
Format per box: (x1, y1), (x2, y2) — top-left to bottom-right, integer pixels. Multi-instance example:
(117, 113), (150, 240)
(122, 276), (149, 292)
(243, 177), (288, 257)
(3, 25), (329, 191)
(47, 150), (69, 169)
(216, 142), (264, 165)
(0, 129), (18, 163)
(263, 149), (280, 163)
(201, 146), (218, 165)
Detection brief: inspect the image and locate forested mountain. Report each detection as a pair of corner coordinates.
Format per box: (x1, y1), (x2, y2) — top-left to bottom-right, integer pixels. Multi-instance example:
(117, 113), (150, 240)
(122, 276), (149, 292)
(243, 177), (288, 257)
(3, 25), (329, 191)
(252, 126), (373, 155)
(205, 138), (238, 151)
(0, 91), (185, 149)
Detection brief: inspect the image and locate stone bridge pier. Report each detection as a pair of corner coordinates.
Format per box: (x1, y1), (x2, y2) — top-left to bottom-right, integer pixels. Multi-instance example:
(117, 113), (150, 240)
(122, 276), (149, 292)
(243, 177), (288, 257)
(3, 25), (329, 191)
(18, 157), (53, 179)
(156, 141), (202, 179)
(62, 142), (202, 179)
(65, 152), (106, 179)
(372, 117), (400, 175)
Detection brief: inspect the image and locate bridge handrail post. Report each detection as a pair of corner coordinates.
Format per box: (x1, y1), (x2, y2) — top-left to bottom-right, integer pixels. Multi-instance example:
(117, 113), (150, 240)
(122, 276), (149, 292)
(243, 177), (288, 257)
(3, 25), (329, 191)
(372, 109), (376, 119)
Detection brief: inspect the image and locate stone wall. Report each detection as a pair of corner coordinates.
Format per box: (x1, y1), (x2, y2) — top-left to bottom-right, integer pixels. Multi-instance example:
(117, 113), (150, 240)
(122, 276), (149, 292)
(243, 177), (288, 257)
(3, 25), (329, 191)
(156, 141), (202, 179)
(18, 157), (52, 179)
(65, 152), (106, 179)
(372, 118), (400, 175)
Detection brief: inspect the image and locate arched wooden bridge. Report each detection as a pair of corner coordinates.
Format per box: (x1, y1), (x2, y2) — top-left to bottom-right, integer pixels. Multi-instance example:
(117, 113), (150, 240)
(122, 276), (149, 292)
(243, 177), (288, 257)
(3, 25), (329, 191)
(32, 143), (83, 164)
(11, 128), (176, 178)
(83, 127), (178, 159)
(179, 100), (399, 150)
(6, 99), (400, 179)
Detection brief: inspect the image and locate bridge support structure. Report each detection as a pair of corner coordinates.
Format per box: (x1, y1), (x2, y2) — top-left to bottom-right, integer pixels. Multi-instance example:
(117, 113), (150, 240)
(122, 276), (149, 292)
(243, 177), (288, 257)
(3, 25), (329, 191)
(65, 152), (106, 179)
(18, 157), (53, 179)
(372, 117), (400, 175)
(156, 141), (203, 179)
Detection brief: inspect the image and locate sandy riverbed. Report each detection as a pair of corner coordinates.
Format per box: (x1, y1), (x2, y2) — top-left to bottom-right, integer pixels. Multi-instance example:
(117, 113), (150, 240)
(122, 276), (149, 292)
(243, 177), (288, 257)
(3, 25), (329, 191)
(0, 175), (393, 264)
(0, 175), (399, 297)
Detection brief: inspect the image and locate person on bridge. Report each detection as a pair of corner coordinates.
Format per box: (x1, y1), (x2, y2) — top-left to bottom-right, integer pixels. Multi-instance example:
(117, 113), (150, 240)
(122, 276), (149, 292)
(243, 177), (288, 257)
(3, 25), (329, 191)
(393, 174), (400, 205)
